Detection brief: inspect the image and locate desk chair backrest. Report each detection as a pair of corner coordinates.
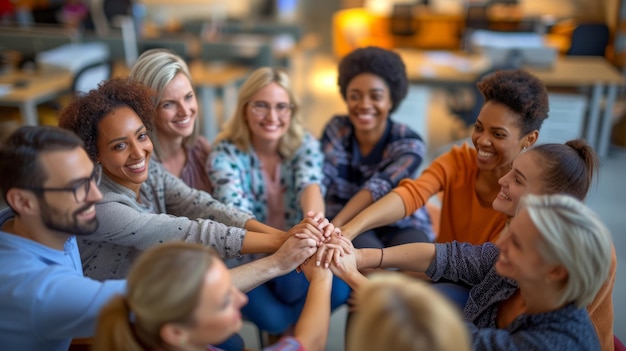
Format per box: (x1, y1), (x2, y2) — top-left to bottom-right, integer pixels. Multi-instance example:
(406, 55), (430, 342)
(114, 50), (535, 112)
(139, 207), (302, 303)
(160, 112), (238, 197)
(72, 60), (113, 94)
(567, 23), (609, 56)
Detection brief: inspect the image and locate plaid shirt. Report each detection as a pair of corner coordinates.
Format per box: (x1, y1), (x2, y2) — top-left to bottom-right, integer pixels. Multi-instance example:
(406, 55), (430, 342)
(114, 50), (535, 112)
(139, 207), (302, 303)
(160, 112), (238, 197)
(321, 116), (434, 241)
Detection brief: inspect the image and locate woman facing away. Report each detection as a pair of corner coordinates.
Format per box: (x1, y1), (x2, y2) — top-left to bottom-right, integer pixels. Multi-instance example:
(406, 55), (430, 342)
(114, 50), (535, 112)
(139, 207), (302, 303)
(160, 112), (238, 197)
(493, 140), (616, 351)
(208, 67), (349, 336)
(333, 193), (613, 350)
(129, 48), (212, 193)
(58, 78), (327, 281)
(321, 46), (434, 249)
(92, 241), (333, 351)
(347, 272), (471, 351)
(340, 68), (550, 246)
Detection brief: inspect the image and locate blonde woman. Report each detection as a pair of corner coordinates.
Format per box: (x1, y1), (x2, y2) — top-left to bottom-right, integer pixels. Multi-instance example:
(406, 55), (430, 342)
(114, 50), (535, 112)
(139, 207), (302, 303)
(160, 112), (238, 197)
(129, 49), (212, 192)
(348, 272), (470, 351)
(93, 242), (333, 351)
(208, 67), (349, 336)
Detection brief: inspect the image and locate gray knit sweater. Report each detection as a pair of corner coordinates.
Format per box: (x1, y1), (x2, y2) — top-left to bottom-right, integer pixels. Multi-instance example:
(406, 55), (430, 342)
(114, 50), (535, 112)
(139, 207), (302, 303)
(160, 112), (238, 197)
(79, 160), (253, 280)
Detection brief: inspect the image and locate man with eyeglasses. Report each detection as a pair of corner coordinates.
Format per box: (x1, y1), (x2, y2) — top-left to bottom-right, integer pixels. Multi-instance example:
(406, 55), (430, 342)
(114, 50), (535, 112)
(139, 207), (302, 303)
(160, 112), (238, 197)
(0, 126), (126, 351)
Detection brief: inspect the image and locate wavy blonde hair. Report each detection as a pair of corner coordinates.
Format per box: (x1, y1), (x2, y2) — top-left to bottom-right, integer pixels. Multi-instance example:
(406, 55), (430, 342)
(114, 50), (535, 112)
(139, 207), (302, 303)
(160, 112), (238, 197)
(129, 49), (199, 160)
(348, 272), (471, 351)
(215, 67), (304, 159)
(92, 242), (218, 351)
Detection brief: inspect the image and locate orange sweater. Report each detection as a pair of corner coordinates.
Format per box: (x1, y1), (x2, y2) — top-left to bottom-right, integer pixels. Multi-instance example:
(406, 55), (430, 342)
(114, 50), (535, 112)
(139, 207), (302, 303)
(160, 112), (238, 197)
(588, 245), (616, 351)
(393, 143), (508, 244)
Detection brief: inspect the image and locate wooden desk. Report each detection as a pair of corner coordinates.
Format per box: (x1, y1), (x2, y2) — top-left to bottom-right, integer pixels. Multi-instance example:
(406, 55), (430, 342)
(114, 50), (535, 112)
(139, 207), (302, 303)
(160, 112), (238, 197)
(396, 49), (625, 158)
(0, 68), (72, 126)
(188, 61), (250, 141)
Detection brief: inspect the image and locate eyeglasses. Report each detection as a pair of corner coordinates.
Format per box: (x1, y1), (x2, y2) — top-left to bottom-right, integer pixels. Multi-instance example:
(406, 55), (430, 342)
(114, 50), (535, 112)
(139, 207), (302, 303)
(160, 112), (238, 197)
(27, 164), (102, 203)
(249, 101), (294, 118)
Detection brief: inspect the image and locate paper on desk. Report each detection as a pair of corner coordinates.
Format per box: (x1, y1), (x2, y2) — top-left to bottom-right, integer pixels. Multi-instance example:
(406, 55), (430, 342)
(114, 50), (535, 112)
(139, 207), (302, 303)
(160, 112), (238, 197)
(420, 51), (491, 77)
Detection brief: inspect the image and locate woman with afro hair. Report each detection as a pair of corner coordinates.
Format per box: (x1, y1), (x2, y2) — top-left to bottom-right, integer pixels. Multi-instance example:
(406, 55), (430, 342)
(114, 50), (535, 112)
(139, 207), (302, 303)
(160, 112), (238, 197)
(321, 46), (434, 250)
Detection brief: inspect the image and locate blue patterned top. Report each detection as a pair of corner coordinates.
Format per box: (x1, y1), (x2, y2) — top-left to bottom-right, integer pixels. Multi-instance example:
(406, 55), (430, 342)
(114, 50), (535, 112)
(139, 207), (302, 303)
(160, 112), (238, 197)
(209, 131), (324, 227)
(321, 115), (433, 240)
(426, 241), (601, 351)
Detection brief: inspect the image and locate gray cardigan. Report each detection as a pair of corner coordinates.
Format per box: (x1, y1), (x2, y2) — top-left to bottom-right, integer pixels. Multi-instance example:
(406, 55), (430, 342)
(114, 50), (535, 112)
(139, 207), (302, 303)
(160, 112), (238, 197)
(79, 160), (253, 280)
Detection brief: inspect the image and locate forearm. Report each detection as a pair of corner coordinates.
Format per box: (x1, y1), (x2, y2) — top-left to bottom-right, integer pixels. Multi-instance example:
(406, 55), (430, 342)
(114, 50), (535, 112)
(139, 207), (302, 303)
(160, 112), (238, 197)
(341, 191), (407, 240)
(230, 256), (283, 292)
(331, 189), (373, 227)
(240, 230), (286, 254)
(294, 276), (332, 351)
(300, 184), (325, 215)
(244, 219), (284, 235)
(358, 243), (436, 272)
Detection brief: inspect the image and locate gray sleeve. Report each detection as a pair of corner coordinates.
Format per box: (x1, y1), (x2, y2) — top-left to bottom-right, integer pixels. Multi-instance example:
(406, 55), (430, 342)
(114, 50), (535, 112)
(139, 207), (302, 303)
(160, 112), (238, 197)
(425, 242), (499, 285)
(157, 161), (254, 228)
(94, 199), (246, 258)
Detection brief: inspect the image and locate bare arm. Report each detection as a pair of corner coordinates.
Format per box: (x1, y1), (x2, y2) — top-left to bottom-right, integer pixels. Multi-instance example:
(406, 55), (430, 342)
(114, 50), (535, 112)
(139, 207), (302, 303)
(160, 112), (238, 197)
(331, 189), (373, 227)
(357, 242), (436, 272)
(294, 259), (333, 351)
(341, 191), (407, 240)
(231, 234), (317, 292)
(243, 219), (283, 235)
(300, 184), (325, 216)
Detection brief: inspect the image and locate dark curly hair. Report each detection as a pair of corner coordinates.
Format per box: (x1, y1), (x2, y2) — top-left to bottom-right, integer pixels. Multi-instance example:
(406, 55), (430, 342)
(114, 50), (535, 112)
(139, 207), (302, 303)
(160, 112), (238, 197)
(337, 46), (408, 113)
(58, 78), (155, 162)
(477, 69), (549, 136)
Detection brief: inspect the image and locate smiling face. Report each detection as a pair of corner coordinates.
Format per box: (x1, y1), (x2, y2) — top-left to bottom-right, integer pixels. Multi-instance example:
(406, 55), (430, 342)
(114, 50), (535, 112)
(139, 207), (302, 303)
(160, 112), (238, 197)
(472, 101), (531, 173)
(345, 73), (393, 139)
(493, 151), (545, 217)
(37, 148), (103, 236)
(245, 82), (292, 148)
(96, 106), (153, 192)
(495, 208), (553, 287)
(155, 73), (197, 140)
(179, 260), (248, 347)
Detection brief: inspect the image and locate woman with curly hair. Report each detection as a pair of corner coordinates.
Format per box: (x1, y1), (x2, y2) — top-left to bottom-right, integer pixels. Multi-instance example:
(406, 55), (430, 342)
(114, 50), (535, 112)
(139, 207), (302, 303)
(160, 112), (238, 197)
(322, 46), (434, 250)
(57, 78), (325, 282)
(340, 67), (549, 247)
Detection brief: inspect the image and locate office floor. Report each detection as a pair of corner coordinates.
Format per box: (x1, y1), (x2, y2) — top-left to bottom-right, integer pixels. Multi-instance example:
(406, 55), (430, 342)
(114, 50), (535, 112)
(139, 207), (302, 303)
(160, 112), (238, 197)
(236, 52), (626, 350)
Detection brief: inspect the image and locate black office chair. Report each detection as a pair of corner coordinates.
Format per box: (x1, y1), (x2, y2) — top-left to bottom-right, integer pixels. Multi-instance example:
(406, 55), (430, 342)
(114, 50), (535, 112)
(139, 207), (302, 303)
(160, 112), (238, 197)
(567, 23), (609, 56)
(72, 60), (113, 94)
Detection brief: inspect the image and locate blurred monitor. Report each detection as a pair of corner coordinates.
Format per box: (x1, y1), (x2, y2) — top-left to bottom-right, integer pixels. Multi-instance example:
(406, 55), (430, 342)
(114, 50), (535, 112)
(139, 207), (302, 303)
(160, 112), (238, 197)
(469, 30), (556, 68)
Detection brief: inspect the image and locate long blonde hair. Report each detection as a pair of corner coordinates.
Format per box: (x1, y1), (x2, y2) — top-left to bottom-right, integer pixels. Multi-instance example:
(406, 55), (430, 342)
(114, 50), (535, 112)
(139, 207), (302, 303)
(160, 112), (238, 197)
(348, 272), (471, 351)
(92, 243), (218, 351)
(215, 67), (304, 159)
(129, 49), (199, 160)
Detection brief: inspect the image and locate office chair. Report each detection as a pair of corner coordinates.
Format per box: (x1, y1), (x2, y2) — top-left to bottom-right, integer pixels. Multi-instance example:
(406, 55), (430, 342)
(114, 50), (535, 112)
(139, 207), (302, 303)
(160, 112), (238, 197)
(72, 60), (113, 94)
(567, 23), (609, 56)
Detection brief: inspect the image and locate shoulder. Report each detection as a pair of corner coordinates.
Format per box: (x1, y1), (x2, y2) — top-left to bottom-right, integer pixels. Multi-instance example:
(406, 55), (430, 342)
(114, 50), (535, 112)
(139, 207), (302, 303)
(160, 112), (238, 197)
(389, 120), (423, 141)
(322, 115), (351, 133)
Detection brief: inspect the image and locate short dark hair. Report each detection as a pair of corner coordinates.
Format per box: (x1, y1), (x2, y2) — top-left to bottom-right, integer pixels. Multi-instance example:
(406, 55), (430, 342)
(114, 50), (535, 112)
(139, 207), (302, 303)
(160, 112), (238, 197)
(337, 46), (408, 113)
(477, 69), (549, 135)
(0, 126), (85, 207)
(58, 78), (155, 162)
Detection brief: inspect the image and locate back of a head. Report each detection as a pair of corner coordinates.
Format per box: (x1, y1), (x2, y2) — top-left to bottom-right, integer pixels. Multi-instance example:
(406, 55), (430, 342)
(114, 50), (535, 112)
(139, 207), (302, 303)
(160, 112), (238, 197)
(0, 126), (84, 210)
(531, 139), (598, 200)
(520, 194), (612, 308)
(477, 69), (549, 135)
(347, 272), (470, 351)
(93, 242), (217, 351)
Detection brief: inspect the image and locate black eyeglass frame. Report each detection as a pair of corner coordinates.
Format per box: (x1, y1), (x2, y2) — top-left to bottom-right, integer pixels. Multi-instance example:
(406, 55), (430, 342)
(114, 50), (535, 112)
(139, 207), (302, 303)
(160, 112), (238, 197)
(25, 164), (102, 203)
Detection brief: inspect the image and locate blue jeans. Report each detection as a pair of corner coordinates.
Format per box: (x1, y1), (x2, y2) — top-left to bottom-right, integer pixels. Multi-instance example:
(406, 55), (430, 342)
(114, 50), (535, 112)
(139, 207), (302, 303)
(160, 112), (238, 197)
(432, 281), (470, 309)
(241, 270), (351, 334)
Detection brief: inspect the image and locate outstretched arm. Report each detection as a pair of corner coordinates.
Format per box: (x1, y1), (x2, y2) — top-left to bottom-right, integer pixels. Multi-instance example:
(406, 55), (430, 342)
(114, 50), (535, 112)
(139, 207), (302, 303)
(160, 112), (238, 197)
(231, 234), (318, 292)
(357, 242), (436, 272)
(294, 258), (333, 351)
(340, 191), (407, 240)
